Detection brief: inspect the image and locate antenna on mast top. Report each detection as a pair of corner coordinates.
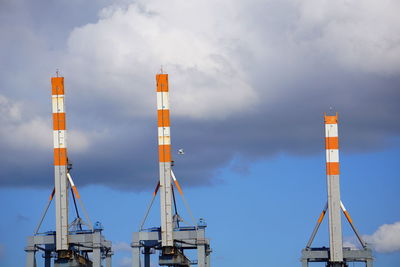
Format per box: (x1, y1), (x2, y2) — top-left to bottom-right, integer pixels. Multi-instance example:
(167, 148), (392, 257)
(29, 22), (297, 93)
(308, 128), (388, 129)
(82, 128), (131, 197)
(56, 69), (60, 77)
(160, 65), (164, 74)
(327, 106), (337, 116)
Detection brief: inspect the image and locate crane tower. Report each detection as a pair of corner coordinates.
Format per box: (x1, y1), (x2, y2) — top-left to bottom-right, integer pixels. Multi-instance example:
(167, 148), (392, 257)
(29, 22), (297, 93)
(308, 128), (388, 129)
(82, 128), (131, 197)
(131, 73), (211, 267)
(25, 74), (112, 267)
(301, 113), (373, 267)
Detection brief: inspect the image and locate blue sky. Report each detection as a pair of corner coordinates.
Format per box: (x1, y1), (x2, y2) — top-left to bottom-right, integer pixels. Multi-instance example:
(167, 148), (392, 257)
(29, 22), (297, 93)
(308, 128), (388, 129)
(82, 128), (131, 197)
(0, 0), (400, 266)
(1, 146), (399, 266)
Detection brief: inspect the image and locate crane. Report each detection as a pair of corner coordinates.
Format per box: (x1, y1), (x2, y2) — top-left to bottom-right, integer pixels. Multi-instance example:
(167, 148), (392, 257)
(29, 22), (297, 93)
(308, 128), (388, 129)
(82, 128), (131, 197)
(25, 74), (112, 267)
(132, 73), (211, 267)
(301, 113), (373, 267)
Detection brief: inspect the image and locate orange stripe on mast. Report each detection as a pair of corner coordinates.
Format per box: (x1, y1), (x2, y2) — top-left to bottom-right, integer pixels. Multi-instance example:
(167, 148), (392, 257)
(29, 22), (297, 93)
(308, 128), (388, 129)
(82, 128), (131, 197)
(325, 137), (339, 150)
(157, 110), (170, 127)
(51, 77), (65, 95)
(326, 162), (340, 175)
(324, 113), (338, 124)
(53, 113), (66, 130)
(158, 144), (171, 162)
(54, 148), (68, 165)
(156, 74), (169, 92)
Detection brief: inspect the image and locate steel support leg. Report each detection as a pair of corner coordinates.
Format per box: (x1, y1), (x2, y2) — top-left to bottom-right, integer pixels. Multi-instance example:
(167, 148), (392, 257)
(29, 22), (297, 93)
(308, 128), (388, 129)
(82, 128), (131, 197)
(44, 250), (51, 267)
(366, 259), (373, 267)
(206, 250), (210, 266)
(106, 253), (112, 267)
(301, 259), (308, 267)
(93, 247), (101, 267)
(25, 248), (36, 267)
(132, 246), (141, 267)
(92, 231), (102, 267)
(144, 248), (150, 267)
(197, 244), (206, 267)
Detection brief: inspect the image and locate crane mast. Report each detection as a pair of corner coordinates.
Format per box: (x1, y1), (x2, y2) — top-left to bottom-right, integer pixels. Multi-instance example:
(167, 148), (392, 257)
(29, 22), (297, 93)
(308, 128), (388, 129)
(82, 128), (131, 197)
(52, 77), (70, 251)
(132, 73), (211, 267)
(325, 113), (343, 264)
(156, 73), (175, 250)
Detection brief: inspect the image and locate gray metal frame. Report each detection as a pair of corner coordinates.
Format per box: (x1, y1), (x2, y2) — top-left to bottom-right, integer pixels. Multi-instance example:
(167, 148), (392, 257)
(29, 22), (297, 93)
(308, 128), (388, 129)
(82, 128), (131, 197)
(25, 230), (112, 267)
(132, 227), (211, 267)
(159, 162), (174, 247)
(326, 174), (343, 262)
(54, 165), (69, 251)
(301, 247), (373, 267)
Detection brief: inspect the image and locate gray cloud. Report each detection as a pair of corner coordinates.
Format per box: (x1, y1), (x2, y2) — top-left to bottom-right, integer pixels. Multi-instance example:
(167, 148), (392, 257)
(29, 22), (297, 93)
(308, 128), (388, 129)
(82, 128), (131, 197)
(0, 0), (399, 190)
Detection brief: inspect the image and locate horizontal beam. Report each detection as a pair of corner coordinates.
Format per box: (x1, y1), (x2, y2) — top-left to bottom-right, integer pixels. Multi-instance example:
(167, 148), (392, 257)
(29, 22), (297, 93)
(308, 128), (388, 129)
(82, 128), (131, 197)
(301, 248), (373, 262)
(27, 232), (111, 251)
(132, 228), (209, 249)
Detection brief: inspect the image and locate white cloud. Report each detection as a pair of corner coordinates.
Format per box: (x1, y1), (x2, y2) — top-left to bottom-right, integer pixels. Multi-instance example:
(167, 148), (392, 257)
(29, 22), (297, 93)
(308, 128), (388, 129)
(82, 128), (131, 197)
(119, 256), (132, 267)
(68, 130), (90, 153)
(118, 256), (158, 267)
(0, 94), (90, 153)
(363, 221), (400, 253)
(294, 0), (400, 75)
(64, 1), (258, 119)
(0, 95), (21, 121)
(0, 95), (50, 151)
(343, 240), (358, 250)
(60, 0), (400, 123)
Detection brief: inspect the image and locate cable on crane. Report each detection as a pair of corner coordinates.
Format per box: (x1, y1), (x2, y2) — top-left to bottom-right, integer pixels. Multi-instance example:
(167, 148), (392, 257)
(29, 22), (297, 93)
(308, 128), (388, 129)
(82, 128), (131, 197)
(67, 172), (93, 230)
(171, 185), (180, 228)
(70, 186), (82, 230)
(139, 181), (160, 231)
(171, 170), (197, 227)
(34, 188), (55, 234)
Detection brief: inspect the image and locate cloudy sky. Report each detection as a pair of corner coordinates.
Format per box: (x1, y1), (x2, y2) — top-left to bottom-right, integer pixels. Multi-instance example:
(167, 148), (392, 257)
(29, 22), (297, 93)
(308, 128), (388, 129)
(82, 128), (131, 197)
(0, 0), (399, 266)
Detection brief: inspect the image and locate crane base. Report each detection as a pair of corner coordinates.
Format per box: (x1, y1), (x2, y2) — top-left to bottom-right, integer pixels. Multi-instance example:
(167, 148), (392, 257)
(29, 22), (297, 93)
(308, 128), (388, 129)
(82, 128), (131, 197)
(25, 230), (112, 267)
(301, 247), (373, 267)
(132, 226), (211, 267)
(54, 250), (92, 267)
(159, 248), (191, 266)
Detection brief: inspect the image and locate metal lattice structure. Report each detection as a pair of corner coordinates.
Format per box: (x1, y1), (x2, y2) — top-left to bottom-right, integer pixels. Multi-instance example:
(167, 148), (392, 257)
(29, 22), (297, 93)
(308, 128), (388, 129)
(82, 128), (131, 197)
(25, 75), (112, 267)
(131, 73), (211, 267)
(301, 113), (373, 267)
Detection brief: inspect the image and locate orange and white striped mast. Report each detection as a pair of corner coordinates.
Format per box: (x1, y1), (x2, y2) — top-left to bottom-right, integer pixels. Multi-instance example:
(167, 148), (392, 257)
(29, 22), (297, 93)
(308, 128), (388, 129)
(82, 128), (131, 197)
(156, 72), (174, 250)
(324, 112), (344, 264)
(51, 74), (69, 251)
(303, 113), (371, 267)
